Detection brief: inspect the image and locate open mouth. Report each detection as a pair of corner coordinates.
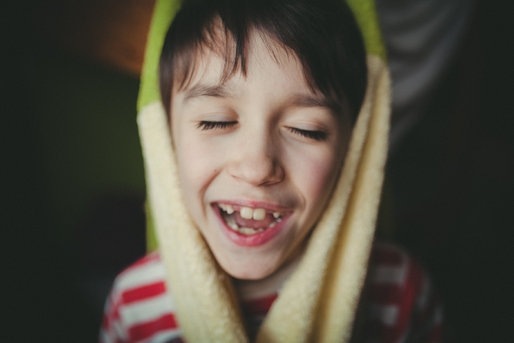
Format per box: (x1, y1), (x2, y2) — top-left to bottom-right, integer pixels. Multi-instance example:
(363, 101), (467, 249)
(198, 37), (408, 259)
(217, 203), (285, 236)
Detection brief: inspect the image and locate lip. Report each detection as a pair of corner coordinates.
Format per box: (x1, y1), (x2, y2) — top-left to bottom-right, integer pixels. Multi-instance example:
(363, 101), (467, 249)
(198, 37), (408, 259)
(212, 202), (291, 247)
(215, 199), (290, 212)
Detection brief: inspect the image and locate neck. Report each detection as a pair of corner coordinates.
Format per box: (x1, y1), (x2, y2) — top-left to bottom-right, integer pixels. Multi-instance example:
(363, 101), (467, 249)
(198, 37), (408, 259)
(232, 251), (303, 301)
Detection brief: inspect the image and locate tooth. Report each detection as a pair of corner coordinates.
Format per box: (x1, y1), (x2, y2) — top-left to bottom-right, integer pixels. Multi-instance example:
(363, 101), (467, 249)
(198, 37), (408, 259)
(269, 221), (277, 228)
(240, 207), (253, 219)
(225, 215), (238, 230)
(239, 227), (257, 235)
(226, 204), (234, 214)
(273, 212), (281, 219)
(253, 208), (266, 220)
(219, 203), (226, 211)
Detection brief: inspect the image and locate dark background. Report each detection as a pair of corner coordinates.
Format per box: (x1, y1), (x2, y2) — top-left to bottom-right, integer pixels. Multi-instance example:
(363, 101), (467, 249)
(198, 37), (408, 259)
(382, 1), (514, 340)
(1, 0), (514, 342)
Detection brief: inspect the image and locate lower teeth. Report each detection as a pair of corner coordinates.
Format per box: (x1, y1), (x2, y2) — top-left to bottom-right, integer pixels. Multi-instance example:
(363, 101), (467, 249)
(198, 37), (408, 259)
(239, 227), (257, 235)
(223, 211), (271, 235)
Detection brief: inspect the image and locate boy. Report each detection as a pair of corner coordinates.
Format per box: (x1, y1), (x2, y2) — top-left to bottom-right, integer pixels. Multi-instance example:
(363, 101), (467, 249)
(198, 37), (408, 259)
(101, 0), (443, 342)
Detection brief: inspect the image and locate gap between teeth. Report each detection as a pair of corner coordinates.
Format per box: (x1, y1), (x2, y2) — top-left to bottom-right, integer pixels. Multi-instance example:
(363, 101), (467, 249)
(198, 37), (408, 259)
(219, 203), (234, 214)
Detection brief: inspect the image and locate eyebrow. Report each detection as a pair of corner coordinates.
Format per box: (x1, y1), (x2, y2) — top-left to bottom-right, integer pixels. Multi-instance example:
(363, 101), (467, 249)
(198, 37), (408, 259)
(287, 93), (332, 110)
(182, 83), (235, 102)
(182, 84), (335, 112)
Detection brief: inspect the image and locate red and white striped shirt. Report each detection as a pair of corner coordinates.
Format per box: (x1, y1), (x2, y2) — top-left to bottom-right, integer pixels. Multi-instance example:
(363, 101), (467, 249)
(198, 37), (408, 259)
(100, 243), (443, 343)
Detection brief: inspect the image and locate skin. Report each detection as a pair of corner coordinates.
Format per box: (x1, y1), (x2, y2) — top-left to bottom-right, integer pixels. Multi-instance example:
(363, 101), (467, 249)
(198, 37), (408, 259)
(170, 31), (352, 280)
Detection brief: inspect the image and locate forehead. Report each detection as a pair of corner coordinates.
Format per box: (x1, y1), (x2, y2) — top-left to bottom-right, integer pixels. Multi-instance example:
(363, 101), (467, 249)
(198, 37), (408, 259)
(174, 30), (319, 102)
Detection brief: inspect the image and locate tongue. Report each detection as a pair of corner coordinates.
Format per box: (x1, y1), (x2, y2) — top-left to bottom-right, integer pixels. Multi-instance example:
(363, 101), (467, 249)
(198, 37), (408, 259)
(234, 211), (275, 229)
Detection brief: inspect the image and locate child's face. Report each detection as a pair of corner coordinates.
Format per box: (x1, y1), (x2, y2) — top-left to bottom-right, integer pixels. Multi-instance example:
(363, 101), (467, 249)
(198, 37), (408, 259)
(171, 32), (351, 280)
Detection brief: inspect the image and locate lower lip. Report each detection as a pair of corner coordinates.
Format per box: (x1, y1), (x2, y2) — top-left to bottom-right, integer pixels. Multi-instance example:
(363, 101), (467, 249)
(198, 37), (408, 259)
(213, 205), (289, 247)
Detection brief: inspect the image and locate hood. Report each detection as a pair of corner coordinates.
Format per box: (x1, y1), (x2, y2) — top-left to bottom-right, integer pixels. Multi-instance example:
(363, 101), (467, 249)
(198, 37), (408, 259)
(136, 0), (391, 342)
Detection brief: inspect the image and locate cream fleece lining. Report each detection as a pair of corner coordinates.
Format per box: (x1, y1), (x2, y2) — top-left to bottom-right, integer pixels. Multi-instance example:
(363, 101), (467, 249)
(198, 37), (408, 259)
(138, 55), (390, 342)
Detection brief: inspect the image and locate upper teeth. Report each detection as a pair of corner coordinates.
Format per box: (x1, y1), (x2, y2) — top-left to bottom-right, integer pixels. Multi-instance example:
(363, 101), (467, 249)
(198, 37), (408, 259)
(219, 204), (282, 220)
(240, 207), (266, 220)
(218, 203), (234, 214)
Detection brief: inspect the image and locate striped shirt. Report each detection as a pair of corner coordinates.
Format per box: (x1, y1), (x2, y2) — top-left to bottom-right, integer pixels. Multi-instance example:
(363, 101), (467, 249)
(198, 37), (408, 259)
(100, 243), (443, 343)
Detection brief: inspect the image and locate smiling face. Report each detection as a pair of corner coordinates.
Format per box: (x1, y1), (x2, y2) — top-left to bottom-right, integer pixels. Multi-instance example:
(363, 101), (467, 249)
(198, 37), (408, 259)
(170, 31), (352, 280)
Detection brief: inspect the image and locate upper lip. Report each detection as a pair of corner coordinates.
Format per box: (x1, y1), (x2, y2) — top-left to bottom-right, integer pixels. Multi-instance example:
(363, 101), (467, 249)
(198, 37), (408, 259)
(212, 199), (291, 212)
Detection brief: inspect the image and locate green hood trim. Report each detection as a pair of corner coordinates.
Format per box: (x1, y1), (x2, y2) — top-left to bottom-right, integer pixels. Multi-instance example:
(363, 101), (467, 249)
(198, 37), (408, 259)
(347, 0), (386, 60)
(137, 0), (180, 112)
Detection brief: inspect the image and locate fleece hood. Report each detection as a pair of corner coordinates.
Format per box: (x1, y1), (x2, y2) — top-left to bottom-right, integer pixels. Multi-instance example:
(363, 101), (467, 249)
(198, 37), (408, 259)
(137, 0), (391, 342)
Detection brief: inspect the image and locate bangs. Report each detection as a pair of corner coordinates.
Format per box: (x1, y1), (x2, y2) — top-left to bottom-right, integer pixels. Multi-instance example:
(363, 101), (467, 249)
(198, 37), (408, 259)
(159, 0), (367, 121)
(168, 17), (251, 92)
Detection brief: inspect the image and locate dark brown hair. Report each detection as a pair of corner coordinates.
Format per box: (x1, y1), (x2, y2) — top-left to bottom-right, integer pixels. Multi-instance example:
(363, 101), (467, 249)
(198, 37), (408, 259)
(159, 0), (367, 122)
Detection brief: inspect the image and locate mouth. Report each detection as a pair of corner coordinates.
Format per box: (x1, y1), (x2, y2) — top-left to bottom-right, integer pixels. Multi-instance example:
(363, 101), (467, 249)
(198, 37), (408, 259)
(218, 203), (285, 235)
(213, 202), (289, 246)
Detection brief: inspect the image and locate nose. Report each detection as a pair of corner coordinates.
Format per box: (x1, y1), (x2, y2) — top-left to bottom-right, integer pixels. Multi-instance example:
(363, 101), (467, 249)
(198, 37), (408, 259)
(227, 131), (284, 186)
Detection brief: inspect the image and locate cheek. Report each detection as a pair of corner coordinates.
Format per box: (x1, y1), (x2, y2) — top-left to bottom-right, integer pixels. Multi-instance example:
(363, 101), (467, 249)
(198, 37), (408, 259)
(289, 146), (342, 207)
(307, 158), (340, 202)
(175, 134), (224, 208)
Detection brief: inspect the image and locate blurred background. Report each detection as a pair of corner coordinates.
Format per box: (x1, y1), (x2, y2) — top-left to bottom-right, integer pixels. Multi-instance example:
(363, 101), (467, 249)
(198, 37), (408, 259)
(1, 0), (513, 342)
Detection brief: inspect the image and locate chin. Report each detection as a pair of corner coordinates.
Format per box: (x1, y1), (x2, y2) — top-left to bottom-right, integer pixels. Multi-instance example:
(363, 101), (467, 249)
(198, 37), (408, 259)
(219, 258), (277, 280)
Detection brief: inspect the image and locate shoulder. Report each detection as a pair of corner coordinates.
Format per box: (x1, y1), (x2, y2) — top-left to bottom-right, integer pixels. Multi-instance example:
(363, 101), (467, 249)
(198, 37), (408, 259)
(361, 242), (444, 342)
(99, 251), (184, 343)
(109, 251), (167, 300)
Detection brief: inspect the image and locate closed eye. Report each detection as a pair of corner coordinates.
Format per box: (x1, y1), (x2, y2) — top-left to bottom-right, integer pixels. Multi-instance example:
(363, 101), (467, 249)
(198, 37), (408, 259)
(197, 121), (237, 131)
(288, 127), (328, 141)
